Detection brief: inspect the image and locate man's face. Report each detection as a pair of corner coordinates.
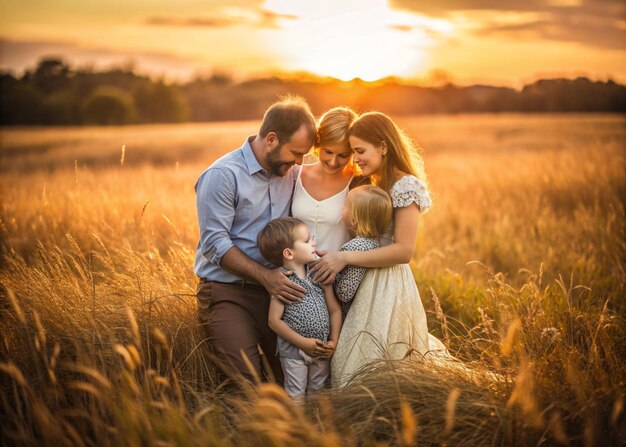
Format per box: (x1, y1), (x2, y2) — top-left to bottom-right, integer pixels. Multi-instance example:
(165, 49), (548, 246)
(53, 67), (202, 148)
(266, 125), (314, 176)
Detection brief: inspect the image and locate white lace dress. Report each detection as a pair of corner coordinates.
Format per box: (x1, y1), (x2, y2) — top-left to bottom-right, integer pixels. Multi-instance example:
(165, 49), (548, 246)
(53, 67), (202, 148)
(331, 175), (445, 388)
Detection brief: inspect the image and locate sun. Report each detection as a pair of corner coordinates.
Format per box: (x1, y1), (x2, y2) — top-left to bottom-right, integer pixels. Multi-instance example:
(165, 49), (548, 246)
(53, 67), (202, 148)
(263, 0), (445, 81)
(287, 20), (419, 82)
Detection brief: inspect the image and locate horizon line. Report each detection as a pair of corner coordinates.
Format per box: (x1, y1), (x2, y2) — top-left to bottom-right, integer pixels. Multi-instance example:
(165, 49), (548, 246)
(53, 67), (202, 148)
(1, 57), (624, 90)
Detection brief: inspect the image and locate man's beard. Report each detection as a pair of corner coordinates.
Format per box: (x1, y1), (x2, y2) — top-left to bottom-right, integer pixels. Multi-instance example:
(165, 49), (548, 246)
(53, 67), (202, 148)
(266, 143), (292, 176)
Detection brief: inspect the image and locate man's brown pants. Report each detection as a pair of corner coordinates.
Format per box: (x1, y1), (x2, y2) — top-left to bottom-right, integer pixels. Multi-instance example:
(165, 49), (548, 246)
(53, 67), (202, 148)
(196, 281), (283, 384)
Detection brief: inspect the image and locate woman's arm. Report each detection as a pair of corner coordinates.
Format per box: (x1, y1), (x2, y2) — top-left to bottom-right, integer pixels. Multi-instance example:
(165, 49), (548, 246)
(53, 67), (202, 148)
(312, 204), (420, 283)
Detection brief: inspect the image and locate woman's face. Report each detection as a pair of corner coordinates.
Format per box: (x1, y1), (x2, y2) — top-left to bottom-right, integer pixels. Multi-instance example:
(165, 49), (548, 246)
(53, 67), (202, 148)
(318, 142), (353, 175)
(349, 136), (384, 176)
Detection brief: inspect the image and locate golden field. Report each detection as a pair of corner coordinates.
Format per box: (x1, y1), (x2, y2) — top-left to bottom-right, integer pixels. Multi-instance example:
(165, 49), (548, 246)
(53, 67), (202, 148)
(1, 114), (625, 446)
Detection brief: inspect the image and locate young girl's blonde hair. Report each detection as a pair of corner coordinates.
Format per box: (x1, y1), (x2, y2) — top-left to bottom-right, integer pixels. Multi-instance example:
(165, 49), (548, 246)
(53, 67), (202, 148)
(313, 107), (358, 157)
(349, 111), (428, 193)
(349, 185), (392, 239)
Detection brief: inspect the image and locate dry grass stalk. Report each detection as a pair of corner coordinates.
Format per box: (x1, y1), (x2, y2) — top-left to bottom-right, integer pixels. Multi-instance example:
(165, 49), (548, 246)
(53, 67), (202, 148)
(444, 388), (461, 435)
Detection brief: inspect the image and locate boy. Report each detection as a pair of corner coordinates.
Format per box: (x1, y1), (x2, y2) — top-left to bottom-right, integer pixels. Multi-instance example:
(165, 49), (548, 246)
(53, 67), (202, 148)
(257, 217), (342, 398)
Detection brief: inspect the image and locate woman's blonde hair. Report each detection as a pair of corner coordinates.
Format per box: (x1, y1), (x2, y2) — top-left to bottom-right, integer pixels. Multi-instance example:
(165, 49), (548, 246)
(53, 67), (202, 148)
(349, 112), (428, 193)
(314, 107), (358, 156)
(349, 185), (392, 239)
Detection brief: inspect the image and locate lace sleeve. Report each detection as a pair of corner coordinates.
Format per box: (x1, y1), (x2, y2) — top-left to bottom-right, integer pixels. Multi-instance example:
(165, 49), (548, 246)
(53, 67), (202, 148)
(334, 237), (379, 304)
(390, 175), (432, 212)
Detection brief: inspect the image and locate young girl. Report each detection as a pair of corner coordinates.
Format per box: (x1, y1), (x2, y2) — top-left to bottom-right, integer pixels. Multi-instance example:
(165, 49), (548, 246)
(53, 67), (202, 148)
(310, 112), (442, 387)
(333, 185), (392, 319)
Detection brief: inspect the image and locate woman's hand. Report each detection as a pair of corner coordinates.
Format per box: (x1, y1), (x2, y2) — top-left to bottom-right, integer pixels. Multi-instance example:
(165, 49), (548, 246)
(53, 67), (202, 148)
(311, 250), (347, 284)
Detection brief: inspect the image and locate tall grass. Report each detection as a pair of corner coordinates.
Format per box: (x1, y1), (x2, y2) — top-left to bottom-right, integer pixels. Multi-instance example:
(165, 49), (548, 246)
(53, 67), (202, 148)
(1, 114), (625, 446)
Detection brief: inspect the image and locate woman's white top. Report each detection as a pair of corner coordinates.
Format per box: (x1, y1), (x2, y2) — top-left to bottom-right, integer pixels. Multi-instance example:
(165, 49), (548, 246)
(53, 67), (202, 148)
(291, 163), (352, 252)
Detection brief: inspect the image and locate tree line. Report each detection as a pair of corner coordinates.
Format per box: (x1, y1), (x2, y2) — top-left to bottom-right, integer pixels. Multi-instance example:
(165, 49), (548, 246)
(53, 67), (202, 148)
(1, 58), (625, 126)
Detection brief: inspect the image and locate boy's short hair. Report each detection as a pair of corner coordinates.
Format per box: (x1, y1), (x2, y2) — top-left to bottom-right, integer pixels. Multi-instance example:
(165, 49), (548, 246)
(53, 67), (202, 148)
(257, 217), (305, 267)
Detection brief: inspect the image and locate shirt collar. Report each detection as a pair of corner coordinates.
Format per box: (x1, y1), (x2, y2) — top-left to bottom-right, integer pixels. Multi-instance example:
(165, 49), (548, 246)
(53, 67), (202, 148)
(242, 136), (265, 175)
(280, 265), (313, 287)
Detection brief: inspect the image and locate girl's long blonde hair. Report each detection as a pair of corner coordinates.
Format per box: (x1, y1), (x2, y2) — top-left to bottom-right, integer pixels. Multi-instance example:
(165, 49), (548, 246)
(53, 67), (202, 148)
(349, 112), (428, 193)
(349, 185), (392, 239)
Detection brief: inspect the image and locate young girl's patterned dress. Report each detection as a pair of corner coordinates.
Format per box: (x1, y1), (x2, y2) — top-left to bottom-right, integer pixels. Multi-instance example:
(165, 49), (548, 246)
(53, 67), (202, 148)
(334, 236), (380, 319)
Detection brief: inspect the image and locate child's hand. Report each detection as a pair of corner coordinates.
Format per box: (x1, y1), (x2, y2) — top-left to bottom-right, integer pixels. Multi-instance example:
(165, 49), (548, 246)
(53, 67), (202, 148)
(299, 338), (327, 358)
(319, 340), (337, 359)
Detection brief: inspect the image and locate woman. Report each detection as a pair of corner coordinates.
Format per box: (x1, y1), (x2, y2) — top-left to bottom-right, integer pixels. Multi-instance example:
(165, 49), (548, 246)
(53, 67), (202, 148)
(291, 107), (363, 252)
(310, 111), (446, 387)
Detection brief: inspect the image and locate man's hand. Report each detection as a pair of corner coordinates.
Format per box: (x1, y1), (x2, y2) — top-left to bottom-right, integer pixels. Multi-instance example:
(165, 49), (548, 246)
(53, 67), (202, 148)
(299, 338), (328, 358)
(260, 268), (305, 304)
(311, 250), (347, 284)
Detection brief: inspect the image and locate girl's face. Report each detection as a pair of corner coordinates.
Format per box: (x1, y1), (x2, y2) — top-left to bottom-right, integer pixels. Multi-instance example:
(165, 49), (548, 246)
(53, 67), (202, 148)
(318, 143), (353, 175)
(349, 136), (384, 176)
(341, 192), (356, 235)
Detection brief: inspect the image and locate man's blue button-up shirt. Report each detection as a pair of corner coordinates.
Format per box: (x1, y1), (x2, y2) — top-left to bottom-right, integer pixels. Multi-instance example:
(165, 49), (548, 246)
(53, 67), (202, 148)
(194, 136), (297, 283)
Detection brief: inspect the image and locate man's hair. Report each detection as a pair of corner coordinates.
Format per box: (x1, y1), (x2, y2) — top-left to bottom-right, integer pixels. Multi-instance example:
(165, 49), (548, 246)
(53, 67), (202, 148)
(349, 185), (392, 239)
(257, 217), (305, 267)
(258, 96), (316, 145)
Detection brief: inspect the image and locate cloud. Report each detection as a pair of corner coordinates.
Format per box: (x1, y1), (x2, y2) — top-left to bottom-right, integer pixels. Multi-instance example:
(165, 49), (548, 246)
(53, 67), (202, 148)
(475, 13), (626, 49)
(390, 0), (624, 18)
(389, 24), (413, 32)
(389, 0), (626, 49)
(145, 8), (297, 30)
(145, 17), (238, 28)
(0, 38), (203, 81)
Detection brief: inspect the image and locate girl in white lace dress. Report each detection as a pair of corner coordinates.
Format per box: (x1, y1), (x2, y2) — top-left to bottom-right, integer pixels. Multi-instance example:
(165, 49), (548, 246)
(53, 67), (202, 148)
(310, 112), (445, 387)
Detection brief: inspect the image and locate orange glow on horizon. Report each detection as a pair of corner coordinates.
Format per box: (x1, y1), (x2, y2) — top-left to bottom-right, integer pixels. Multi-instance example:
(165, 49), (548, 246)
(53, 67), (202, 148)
(0, 0), (623, 86)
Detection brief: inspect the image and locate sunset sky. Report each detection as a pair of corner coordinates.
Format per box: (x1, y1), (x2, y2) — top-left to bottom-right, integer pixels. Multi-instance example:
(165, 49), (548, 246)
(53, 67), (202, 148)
(1, 0), (624, 86)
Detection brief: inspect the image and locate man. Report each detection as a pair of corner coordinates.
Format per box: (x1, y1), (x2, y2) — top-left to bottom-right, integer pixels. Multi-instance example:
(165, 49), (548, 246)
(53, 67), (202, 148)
(194, 97), (316, 382)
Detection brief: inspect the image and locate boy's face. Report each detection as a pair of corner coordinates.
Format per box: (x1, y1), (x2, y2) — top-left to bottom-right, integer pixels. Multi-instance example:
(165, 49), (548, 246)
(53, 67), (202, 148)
(285, 224), (317, 264)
